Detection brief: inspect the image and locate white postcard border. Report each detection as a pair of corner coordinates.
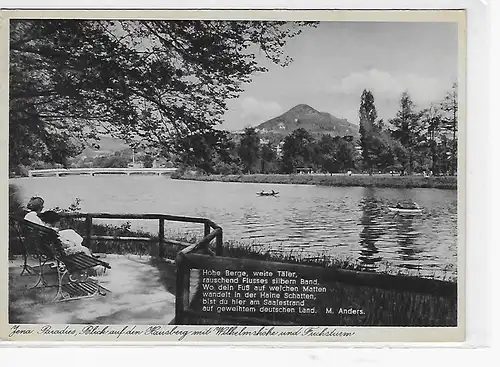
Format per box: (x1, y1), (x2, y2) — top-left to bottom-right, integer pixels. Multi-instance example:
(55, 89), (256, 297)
(0, 1), (490, 347)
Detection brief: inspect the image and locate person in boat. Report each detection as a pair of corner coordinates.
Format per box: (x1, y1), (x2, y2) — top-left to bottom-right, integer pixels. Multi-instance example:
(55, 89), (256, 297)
(395, 202), (420, 210)
(260, 190), (265, 195)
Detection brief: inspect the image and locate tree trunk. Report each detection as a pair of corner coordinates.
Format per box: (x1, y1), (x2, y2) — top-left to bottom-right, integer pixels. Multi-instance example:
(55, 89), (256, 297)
(431, 138), (438, 175)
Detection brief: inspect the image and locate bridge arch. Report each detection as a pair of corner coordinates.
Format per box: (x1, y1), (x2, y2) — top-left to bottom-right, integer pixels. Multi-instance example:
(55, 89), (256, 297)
(27, 167), (178, 178)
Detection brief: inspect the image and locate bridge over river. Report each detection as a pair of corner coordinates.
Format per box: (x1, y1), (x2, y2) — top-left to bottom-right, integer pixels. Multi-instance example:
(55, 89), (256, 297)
(28, 167), (178, 177)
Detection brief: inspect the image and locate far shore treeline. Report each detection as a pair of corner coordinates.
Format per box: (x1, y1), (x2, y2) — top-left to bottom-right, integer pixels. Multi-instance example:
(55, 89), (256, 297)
(167, 85), (457, 178)
(9, 20), (457, 183)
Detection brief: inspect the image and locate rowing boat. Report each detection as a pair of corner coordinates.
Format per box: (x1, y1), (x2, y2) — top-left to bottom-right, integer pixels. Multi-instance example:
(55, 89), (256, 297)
(256, 192), (279, 197)
(388, 207), (422, 214)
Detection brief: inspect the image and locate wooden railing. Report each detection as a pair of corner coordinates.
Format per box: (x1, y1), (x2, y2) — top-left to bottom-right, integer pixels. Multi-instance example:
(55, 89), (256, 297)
(60, 212), (223, 259)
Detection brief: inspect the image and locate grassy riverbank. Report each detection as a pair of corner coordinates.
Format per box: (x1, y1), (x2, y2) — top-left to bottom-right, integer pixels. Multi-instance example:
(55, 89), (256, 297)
(186, 241), (457, 326)
(187, 275), (457, 326)
(78, 225), (456, 326)
(8, 207), (457, 326)
(172, 173), (457, 189)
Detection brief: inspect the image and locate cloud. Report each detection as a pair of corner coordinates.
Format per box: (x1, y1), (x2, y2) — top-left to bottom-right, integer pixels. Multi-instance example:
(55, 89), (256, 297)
(221, 97), (283, 130)
(221, 97), (283, 131)
(329, 69), (450, 106)
(238, 97), (282, 122)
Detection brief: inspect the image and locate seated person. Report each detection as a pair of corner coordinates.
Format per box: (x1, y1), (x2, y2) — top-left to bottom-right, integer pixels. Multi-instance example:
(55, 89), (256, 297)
(24, 197), (92, 256)
(38, 210), (92, 257)
(39, 210), (105, 277)
(24, 196), (45, 225)
(24, 197), (104, 277)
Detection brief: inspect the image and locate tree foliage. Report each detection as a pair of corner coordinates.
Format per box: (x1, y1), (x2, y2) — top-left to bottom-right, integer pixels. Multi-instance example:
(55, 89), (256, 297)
(260, 142), (277, 173)
(389, 92), (424, 173)
(141, 154), (154, 168)
(281, 128), (316, 173)
(173, 129), (236, 174)
(315, 135), (356, 174)
(237, 127), (261, 173)
(440, 83), (458, 173)
(420, 104), (442, 175)
(358, 89), (378, 173)
(10, 19), (315, 170)
(92, 150), (131, 168)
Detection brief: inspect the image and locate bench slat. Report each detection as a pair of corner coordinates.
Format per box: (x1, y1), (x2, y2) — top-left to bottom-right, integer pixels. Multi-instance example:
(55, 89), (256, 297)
(62, 253), (111, 271)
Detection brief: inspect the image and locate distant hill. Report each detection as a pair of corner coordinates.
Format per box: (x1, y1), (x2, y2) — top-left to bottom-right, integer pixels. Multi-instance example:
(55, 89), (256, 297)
(255, 104), (358, 139)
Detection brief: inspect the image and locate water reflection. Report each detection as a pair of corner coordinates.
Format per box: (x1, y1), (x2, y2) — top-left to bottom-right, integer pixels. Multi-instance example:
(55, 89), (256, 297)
(358, 187), (429, 272)
(392, 214), (423, 270)
(358, 188), (384, 270)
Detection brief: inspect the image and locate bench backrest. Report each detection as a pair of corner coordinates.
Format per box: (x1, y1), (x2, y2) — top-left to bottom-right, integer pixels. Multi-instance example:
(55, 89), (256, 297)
(19, 218), (65, 259)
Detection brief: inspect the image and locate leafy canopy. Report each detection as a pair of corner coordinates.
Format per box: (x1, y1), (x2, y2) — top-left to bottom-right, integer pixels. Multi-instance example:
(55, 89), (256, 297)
(10, 19), (316, 169)
(237, 127), (261, 173)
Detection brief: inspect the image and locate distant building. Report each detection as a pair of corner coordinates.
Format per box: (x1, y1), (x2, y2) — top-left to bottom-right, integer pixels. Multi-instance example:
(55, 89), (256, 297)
(128, 162), (143, 168)
(296, 167), (314, 174)
(276, 141), (285, 157)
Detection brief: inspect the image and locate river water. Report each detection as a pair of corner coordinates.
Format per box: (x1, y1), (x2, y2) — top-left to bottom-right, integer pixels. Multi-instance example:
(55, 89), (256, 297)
(11, 175), (457, 278)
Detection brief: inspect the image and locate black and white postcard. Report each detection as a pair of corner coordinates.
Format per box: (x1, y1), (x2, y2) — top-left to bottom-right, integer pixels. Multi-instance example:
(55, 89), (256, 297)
(1, 8), (468, 343)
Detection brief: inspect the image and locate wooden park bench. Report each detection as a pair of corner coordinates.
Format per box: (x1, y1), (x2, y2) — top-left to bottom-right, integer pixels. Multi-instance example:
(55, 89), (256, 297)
(14, 218), (112, 302)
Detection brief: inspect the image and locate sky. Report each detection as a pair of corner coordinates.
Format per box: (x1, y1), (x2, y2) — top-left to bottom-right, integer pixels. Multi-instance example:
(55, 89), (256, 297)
(219, 21), (458, 131)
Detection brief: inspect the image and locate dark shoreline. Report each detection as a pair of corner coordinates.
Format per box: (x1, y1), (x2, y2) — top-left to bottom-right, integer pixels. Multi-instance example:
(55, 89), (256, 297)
(172, 173), (457, 190)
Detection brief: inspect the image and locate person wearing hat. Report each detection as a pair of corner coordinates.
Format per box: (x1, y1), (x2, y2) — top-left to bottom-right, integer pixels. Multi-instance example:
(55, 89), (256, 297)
(25, 197), (92, 257)
(24, 196), (45, 225)
(24, 198), (104, 276)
